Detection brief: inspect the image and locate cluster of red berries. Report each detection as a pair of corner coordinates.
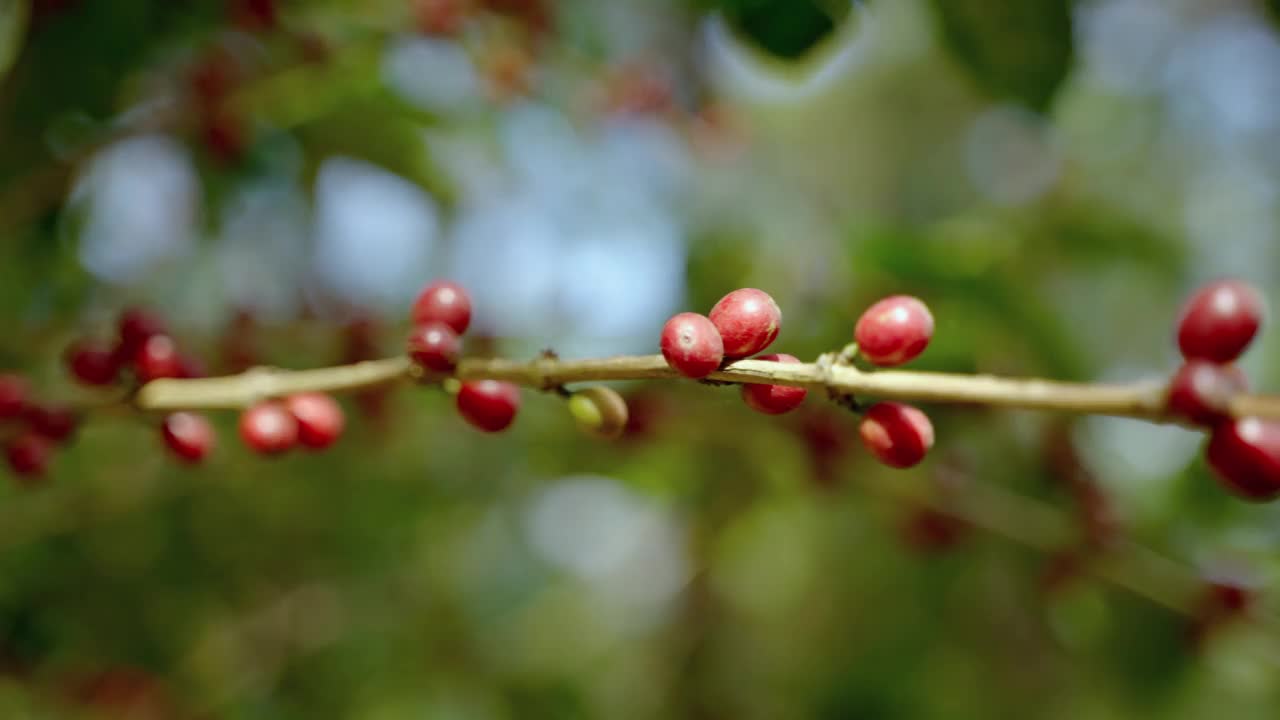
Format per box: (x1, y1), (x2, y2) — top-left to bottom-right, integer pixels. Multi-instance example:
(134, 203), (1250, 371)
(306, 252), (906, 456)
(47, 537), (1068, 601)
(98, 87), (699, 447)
(660, 289), (938, 469)
(1163, 280), (1277, 500)
(406, 281), (523, 433)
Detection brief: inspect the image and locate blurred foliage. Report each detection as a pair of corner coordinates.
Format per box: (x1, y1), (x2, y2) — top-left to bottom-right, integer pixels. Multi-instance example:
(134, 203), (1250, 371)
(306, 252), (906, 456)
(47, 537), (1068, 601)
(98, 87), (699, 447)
(0, 0), (1279, 718)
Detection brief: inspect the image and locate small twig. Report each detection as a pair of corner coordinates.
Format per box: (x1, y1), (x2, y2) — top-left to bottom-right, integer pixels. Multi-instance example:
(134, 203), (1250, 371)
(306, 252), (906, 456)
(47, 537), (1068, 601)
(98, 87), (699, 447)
(127, 353), (1279, 424)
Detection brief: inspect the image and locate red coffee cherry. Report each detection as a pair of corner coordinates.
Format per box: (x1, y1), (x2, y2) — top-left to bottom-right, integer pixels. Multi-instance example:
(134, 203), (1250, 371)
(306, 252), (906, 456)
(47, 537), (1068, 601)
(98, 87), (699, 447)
(162, 412), (215, 463)
(239, 402), (298, 455)
(118, 308), (166, 357)
(5, 433), (52, 480)
(660, 312), (724, 379)
(0, 374), (30, 420)
(854, 295), (935, 367)
(1167, 361), (1248, 426)
(859, 402), (935, 469)
(740, 353), (807, 415)
(284, 393), (345, 450)
(1176, 279), (1265, 363)
(133, 335), (184, 382)
(1206, 417), (1280, 501)
(407, 321), (461, 373)
(25, 404), (78, 443)
(65, 340), (121, 386)
(456, 380), (520, 432)
(412, 280), (472, 335)
(709, 288), (781, 359)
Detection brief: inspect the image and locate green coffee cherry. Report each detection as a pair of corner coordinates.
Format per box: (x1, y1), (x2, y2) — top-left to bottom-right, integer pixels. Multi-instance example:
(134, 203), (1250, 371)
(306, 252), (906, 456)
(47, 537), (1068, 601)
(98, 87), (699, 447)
(568, 386), (629, 439)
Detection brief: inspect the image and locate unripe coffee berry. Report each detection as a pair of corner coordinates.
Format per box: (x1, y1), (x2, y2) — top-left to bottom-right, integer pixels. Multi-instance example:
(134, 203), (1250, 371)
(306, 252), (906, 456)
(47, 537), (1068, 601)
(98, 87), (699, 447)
(1167, 361), (1247, 426)
(740, 353), (808, 415)
(284, 393), (345, 450)
(134, 335), (184, 382)
(1206, 417), (1280, 501)
(854, 295), (934, 367)
(859, 402), (935, 469)
(457, 380), (520, 432)
(65, 340), (121, 386)
(709, 288), (782, 359)
(0, 374), (29, 419)
(568, 386), (630, 439)
(5, 433), (52, 479)
(412, 280), (472, 335)
(239, 401), (298, 455)
(1176, 279), (1265, 363)
(661, 312), (724, 378)
(407, 321), (461, 372)
(162, 412), (215, 463)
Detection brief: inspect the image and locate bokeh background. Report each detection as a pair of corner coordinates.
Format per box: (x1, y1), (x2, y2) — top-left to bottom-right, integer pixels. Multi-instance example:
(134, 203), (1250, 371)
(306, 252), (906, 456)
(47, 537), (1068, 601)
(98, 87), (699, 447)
(3, 0), (1280, 717)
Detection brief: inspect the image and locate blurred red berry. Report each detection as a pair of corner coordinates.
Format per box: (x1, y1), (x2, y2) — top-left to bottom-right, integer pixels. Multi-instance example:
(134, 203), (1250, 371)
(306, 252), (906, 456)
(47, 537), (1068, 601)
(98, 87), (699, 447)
(854, 295), (934, 367)
(660, 312), (724, 379)
(231, 0), (278, 31)
(134, 335), (184, 382)
(900, 506), (969, 553)
(118, 308), (166, 358)
(457, 380), (520, 432)
(1206, 417), (1280, 501)
(285, 393), (345, 450)
(740, 353), (807, 415)
(0, 374), (30, 419)
(5, 433), (52, 481)
(25, 404), (78, 443)
(415, 0), (468, 35)
(407, 321), (461, 372)
(1177, 279), (1265, 363)
(412, 280), (472, 335)
(65, 340), (121, 386)
(1168, 361), (1248, 426)
(859, 402), (934, 469)
(709, 288), (781, 359)
(162, 412), (215, 463)
(239, 402), (298, 455)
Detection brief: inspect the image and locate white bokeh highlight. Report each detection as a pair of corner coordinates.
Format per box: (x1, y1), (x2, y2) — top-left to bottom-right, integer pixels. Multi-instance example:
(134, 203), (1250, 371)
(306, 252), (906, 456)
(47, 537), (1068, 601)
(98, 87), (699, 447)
(74, 135), (200, 284)
(312, 157), (440, 311)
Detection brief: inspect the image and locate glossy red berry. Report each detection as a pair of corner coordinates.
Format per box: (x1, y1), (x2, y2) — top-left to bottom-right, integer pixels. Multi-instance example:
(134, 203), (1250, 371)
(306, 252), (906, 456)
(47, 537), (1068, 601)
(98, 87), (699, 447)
(407, 321), (461, 372)
(133, 335), (184, 382)
(859, 402), (935, 469)
(1177, 279), (1265, 363)
(708, 288), (781, 359)
(741, 353), (807, 415)
(0, 374), (29, 419)
(854, 295), (934, 367)
(660, 312), (724, 379)
(1168, 361), (1248, 426)
(5, 433), (52, 479)
(162, 413), (215, 463)
(65, 340), (121, 386)
(456, 380), (520, 432)
(1206, 417), (1280, 501)
(239, 402), (298, 455)
(412, 280), (472, 335)
(118, 308), (166, 357)
(284, 393), (345, 450)
(25, 404), (78, 443)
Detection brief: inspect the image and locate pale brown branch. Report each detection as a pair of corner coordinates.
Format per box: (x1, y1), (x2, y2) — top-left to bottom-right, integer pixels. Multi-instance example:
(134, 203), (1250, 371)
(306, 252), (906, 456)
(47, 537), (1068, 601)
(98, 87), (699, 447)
(130, 353), (1279, 423)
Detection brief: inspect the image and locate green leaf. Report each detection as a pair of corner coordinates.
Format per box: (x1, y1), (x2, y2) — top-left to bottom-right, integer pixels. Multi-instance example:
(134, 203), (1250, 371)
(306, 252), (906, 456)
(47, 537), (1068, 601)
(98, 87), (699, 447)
(704, 0), (851, 59)
(929, 0), (1075, 111)
(0, 0), (26, 83)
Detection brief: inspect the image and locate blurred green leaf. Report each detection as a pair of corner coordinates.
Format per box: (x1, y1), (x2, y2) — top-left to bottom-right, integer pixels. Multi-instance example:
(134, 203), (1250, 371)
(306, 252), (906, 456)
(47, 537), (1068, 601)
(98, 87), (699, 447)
(928, 0), (1074, 111)
(0, 0), (26, 83)
(702, 0), (850, 59)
